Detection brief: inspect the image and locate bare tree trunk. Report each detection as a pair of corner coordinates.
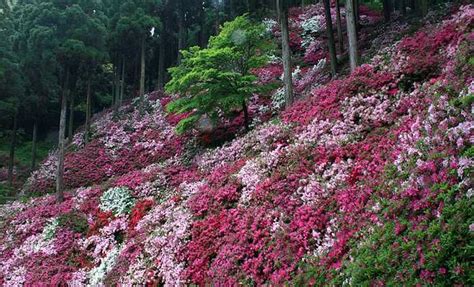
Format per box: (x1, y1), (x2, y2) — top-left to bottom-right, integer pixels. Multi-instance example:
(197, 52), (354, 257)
(120, 56), (125, 104)
(177, 0), (186, 64)
(56, 69), (69, 203)
(157, 38), (166, 90)
(419, 0), (428, 17)
(277, 0), (294, 107)
(346, 0), (359, 71)
(354, 0), (360, 32)
(323, 0), (337, 77)
(242, 100), (250, 131)
(401, 0), (407, 16)
(115, 62), (121, 106)
(112, 63), (117, 113)
(383, 0), (391, 22)
(31, 117), (38, 170)
(85, 78), (92, 144)
(68, 94), (74, 143)
(139, 36), (146, 116)
(7, 108), (18, 187)
(335, 0), (344, 53)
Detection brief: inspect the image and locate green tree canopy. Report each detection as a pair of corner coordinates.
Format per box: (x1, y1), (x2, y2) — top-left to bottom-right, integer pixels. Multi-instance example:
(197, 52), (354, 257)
(166, 15), (274, 134)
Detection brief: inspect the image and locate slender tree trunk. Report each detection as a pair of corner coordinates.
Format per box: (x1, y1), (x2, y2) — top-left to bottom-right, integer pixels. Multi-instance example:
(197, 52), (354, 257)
(85, 78), (92, 144)
(277, 0), (294, 107)
(68, 94), (74, 143)
(112, 63), (117, 113)
(419, 0), (428, 17)
(115, 62), (121, 107)
(323, 0), (337, 77)
(177, 0), (186, 64)
(242, 100), (250, 131)
(139, 36), (146, 116)
(56, 69), (69, 203)
(335, 0), (344, 53)
(401, 0), (407, 16)
(383, 0), (391, 22)
(354, 0), (360, 32)
(31, 118), (38, 170)
(120, 56), (125, 104)
(157, 38), (166, 90)
(346, 0), (359, 71)
(7, 108), (18, 187)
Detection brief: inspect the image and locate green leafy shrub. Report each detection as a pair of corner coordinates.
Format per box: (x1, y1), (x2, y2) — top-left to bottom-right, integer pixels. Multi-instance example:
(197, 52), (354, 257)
(57, 211), (89, 234)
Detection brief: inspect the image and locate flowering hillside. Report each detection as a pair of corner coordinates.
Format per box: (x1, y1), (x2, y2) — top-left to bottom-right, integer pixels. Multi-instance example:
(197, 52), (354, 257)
(1, 4), (473, 286)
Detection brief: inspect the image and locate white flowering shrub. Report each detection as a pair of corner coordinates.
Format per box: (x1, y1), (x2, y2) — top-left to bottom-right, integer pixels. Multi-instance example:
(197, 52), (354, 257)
(41, 218), (59, 241)
(262, 18), (277, 33)
(300, 15), (324, 47)
(271, 88), (286, 111)
(88, 246), (121, 286)
(99, 187), (136, 215)
(32, 218), (59, 254)
(301, 15), (323, 34)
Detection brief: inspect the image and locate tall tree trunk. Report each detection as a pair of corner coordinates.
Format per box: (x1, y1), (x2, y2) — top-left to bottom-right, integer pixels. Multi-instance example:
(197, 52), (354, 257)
(177, 0), (186, 64)
(7, 108), (18, 187)
(323, 0), (337, 77)
(112, 63), (117, 113)
(56, 69), (69, 203)
(115, 62), (121, 107)
(277, 0), (294, 107)
(354, 0), (360, 32)
(120, 56), (125, 104)
(346, 0), (359, 71)
(383, 0), (391, 22)
(31, 117), (38, 170)
(139, 36), (146, 116)
(242, 100), (250, 131)
(68, 94), (74, 143)
(419, 0), (428, 17)
(401, 0), (407, 16)
(335, 0), (344, 53)
(157, 37), (166, 90)
(85, 78), (92, 144)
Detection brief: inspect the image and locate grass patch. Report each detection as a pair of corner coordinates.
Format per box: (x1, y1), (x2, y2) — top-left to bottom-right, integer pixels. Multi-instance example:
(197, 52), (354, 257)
(0, 139), (52, 168)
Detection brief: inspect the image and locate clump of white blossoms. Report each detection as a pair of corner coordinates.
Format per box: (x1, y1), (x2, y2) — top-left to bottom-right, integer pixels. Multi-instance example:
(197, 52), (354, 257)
(88, 246), (122, 286)
(300, 15), (324, 47)
(262, 18), (277, 33)
(42, 218), (59, 241)
(99, 187), (136, 215)
(33, 218), (59, 254)
(271, 88), (286, 111)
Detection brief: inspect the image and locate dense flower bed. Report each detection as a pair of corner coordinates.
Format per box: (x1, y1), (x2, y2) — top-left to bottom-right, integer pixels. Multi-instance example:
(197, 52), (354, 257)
(1, 4), (473, 287)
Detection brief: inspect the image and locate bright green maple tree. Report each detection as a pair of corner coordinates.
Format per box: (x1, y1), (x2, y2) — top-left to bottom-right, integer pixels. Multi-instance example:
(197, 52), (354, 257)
(165, 15), (274, 134)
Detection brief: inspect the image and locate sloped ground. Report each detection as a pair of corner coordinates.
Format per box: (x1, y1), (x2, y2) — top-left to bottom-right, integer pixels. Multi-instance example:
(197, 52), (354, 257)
(0, 4), (473, 286)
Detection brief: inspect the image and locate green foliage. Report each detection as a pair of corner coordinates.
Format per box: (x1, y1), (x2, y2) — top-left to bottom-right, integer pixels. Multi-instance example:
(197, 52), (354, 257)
(0, 13), (23, 122)
(0, 138), (52, 167)
(0, 183), (15, 204)
(42, 217), (59, 241)
(166, 15), (274, 134)
(344, 184), (473, 286)
(360, 0), (383, 11)
(57, 211), (89, 234)
(108, 0), (161, 62)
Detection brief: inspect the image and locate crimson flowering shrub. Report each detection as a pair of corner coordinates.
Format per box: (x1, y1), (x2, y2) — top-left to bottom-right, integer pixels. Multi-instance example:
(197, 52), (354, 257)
(252, 64), (283, 84)
(114, 170), (152, 191)
(128, 199), (154, 231)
